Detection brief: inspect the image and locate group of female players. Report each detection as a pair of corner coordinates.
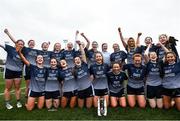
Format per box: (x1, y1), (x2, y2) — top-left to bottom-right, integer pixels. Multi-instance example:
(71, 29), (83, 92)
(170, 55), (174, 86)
(1, 27), (180, 111)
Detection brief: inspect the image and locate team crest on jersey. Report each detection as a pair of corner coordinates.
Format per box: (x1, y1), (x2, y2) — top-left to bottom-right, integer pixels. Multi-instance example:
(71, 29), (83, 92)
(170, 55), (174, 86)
(115, 76), (119, 80)
(153, 64), (156, 67)
(98, 66), (101, 70)
(65, 70), (69, 73)
(39, 70), (43, 73)
(136, 69), (142, 73)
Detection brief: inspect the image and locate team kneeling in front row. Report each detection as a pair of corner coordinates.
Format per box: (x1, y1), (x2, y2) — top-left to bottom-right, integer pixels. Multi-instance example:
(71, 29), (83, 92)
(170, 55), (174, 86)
(1, 28), (180, 111)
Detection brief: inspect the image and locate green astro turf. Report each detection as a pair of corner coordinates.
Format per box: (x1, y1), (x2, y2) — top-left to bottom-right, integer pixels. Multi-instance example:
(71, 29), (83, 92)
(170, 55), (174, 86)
(0, 73), (180, 120)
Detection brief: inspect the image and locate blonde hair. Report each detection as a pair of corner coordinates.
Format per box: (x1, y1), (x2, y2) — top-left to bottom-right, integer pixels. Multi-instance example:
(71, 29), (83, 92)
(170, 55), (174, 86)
(127, 37), (136, 52)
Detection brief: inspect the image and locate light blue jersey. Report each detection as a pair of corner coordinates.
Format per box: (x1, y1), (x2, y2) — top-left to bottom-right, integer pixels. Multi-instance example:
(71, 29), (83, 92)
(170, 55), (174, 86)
(90, 63), (110, 90)
(74, 62), (92, 91)
(22, 47), (38, 65)
(162, 62), (180, 89)
(59, 68), (78, 92)
(29, 64), (47, 92)
(123, 64), (146, 88)
(4, 44), (23, 72)
(146, 61), (162, 86)
(45, 68), (61, 91)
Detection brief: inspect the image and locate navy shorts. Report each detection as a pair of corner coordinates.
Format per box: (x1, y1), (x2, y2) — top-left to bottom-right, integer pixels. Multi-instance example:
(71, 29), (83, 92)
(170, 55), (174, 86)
(162, 87), (180, 98)
(110, 88), (125, 98)
(147, 85), (162, 99)
(127, 85), (145, 95)
(28, 90), (45, 97)
(94, 88), (109, 96)
(63, 90), (78, 98)
(45, 90), (60, 99)
(5, 68), (22, 79)
(78, 86), (93, 99)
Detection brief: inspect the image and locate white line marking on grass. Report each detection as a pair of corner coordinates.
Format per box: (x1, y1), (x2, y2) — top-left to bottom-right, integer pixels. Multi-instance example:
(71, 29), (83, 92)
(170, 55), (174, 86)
(0, 87), (26, 96)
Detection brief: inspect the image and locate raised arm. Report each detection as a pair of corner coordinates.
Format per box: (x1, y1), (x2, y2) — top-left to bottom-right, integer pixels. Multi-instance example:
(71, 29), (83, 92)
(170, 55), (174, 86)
(4, 29), (17, 44)
(118, 27), (127, 49)
(76, 40), (87, 63)
(158, 42), (170, 53)
(144, 44), (151, 63)
(74, 30), (79, 50)
(0, 44), (5, 49)
(17, 46), (30, 66)
(136, 32), (142, 47)
(80, 33), (90, 49)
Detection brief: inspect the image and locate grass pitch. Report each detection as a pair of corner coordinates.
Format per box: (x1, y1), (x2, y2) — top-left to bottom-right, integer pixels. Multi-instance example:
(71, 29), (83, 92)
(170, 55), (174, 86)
(0, 72), (179, 120)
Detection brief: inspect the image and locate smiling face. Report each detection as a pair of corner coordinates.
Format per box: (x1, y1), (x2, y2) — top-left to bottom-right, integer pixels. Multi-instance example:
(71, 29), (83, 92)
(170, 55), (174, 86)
(149, 52), (157, 62)
(113, 43), (120, 52)
(54, 43), (61, 52)
(74, 57), (82, 66)
(95, 52), (103, 64)
(133, 54), (142, 67)
(92, 41), (98, 49)
(127, 38), (135, 47)
(36, 55), (44, 65)
(159, 34), (168, 45)
(41, 42), (49, 51)
(165, 52), (176, 64)
(60, 59), (67, 68)
(144, 37), (152, 46)
(112, 63), (121, 74)
(16, 39), (25, 48)
(67, 42), (73, 50)
(102, 43), (108, 52)
(50, 58), (57, 68)
(15, 40), (25, 51)
(28, 40), (35, 48)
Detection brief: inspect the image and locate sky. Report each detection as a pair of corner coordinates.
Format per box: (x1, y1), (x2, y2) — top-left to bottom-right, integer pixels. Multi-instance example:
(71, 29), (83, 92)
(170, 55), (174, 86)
(0, 0), (180, 60)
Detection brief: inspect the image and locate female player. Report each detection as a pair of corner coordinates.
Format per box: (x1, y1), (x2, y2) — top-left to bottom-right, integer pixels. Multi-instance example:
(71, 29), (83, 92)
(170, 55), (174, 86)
(123, 53), (146, 108)
(73, 41), (93, 108)
(51, 42), (64, 63)
(90, 52), (110, 107)
(162, 51), (180, 111)
(74, 32), (90, 59)
(62, 42), (76, 68)
(107, 62), (128, 108)
(136, 36), (157, 54)
(38, 42), (51, 68)
(17, 47), (47, 111)
(0, 40), (24, 109)
(22, 40), (38, 98)
(4, 29), (38, 99)
(157, 34), (179, 62)
(45, 58), (61, 111)
(144, 44), (164, 108)
(118, 27), (141, 64)
(59, 59), (78, 108)
(87, 41), (99, 66)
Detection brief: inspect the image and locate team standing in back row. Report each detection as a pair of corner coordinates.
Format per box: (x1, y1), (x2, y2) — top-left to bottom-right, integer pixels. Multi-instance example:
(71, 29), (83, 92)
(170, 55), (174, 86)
(0, 27), (180, 111)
